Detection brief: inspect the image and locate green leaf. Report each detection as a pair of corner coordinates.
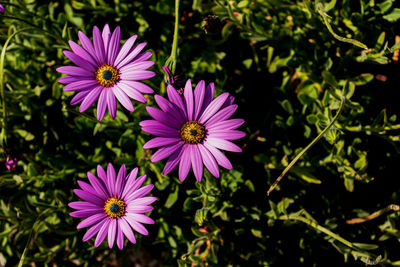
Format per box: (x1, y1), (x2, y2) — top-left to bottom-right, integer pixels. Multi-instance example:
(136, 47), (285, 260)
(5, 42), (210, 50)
(15, 129), (35, 141)
(383, 8), (400, 22)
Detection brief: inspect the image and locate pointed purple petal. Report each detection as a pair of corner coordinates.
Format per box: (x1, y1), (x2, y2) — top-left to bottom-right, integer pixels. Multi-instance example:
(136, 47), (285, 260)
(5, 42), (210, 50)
(115, 165), (126, 198)
(117, 82), (147, 103)
(70, 90), (91, 105)
(116, 220), (124, 249)
(128, 197), (157, 206)
(108, 218), (116, 248)
(204, 142), (233, 170)
(63, 51), (96, 72)
(178, 145), (191, 182)
(68, 40), (97, 66)
(119, 217), (136, 243)
(120, 80), (154, 94)
(121, 170), (141, 200)
(63, 80), (97, 92)
(79, 86), (103, 112)
(162, 145), (184, 175)
(78, 31), (98, 64)
(93, 26), (106, 64)
(199, 82), (215, 116)
(56, 66), (93, 77)
(194, 80), (205, 120)
(95, 219), (110, 247)
(102, 24), (111, 53)
(97, 89), (107, 120)
(204, 105), (238, 127)
(167, 85), (187, 119)
(206, 119), (245, 131)
(125, 214), (149, 235)
(143, 137), (181, 149)
(70, 209), (103, 218)
(107, 88), (117, 119)
(125, 184), (154, 203)
(205, 138), (242, 152)
(146, 106), (181, 129)
(77, 213), (107, 229)
(87, 171), (108, 198)
(151, 141), (183, 162)
(198, 93), (229, 124)
(73, 189), (104, 206)
(208, 130), (246, 141)
(191, 145), (203, 182)
(107, 26), (121, 65)
(198, 144), (220, 178)
(183, 79), (194, 121)
(68, 201), (100, 210)
(116, 43), (147, 69)
(113, 85), (134, 112)
(82, 220), (104, 241)
(114, 35), (138, 66)
(120, 70), (156, 80)
(140, 120), (180, 137)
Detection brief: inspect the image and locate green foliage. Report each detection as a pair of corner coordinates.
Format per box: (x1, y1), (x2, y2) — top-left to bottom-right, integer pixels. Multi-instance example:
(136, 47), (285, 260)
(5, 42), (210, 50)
(2, 0), (400, 266)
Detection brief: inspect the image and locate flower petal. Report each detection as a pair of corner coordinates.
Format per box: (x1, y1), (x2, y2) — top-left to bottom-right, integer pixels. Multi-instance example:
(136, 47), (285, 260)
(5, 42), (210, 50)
(95, 219), (110, 247)
(97, 89), (107, 120)
(204, 105), (238, 127)
(116, 42), (147, 69)
(70, 90), (91, 105)
(114, 35), (138, 67)
(68, 40), (97, 67)
(120, 217), (136, 244)
(108, 218), (117, 248)
(63, 80), (97, 92)
(107, 88), (117, 119)
(178, 145), (191, 182)
(198, 93), (229, 124)
(125, 184), (154, 203)
(125, 214), (149, 235)
(194, 80), (205, 120)
(208, 130), (246, 141)
(70, 209), (103, 218)
(82, 220), (104, 241)
(154, 95), (186, 123)
(190, 145), (203, 182)
(56, 66), (93, 77)
(63, 51), (96, 72)
(162, 145), (184, 175)
(167, 85), (187, 119)
(113, 85), (134, 112)
(117, 81), (147, 103)
(199, 82), (215, 116)
(93, 26), (106, 64)
(205, 138), (242, 152)
(151, 141), (183, 162)
(203, 142), (232, 170)
(79, 86), (103, 112)
(102, 24), (111, 53)
(69, 201), (100, 210)
(206, 119), (245, 131)
(115, 164), (126, 198)
(121, 171), (143, 200)
(120, 70), (156, 80)
(107, 163), (116, 196)
(120, 80), (154, 94)
(126, 206), (154, 213)
(116, 221), (124, 249)
(128, 197), (157, 206)
(78, 213), (107, 229)
(183, 79), (194, 121)
(107, 26), (121, 65)
(78, 31), (98, 64)
(140, 120), (180, 137)
(198, 144), (219, 178)
(143, 137), (181, 149)
(73, 189), (104, 206)
(87, 171), (108, 198)
(146, 106), (181, 129)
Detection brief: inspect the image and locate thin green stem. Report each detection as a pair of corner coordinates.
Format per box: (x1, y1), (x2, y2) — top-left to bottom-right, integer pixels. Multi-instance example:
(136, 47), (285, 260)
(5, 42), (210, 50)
(1, 27), (33, 147)
(165, 0), (180, 74)
(267, 97), (345, 195)
(17, 208), (51, 267)
(279, 214), (359, 250)
(316, 3), (368, 50)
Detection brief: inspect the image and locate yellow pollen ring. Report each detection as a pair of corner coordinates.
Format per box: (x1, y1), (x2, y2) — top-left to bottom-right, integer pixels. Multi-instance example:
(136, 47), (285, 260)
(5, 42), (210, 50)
(104, 197), (126, 219)
(95, 64), (120, 87)
(180, 121), (206, 144)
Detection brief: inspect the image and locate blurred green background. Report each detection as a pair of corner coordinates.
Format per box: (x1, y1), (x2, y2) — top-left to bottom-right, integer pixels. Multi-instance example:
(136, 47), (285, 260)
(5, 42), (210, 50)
(2, 0), (400, 266)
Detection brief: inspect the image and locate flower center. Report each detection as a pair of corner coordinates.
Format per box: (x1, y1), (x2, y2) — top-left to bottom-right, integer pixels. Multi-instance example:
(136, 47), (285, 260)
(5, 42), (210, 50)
(95, 64), (119, 87)
(104, 197), (126, 219)
(180, 121), (206, 144)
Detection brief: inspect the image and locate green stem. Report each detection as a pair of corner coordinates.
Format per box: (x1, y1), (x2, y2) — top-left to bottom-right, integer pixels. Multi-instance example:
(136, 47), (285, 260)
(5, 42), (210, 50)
(316, 3), (368, 50)
(165, 0), (180, 74)
(267, 97), (345, 195)
(1, 27), (33, 147)
(279, 214), (360, 250)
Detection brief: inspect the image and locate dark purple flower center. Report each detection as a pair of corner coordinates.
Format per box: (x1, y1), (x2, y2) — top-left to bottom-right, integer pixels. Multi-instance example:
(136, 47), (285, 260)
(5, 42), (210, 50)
(190, 129), (198, 136)
(102, 70), (113, 81)
(109, 203), (120, 213)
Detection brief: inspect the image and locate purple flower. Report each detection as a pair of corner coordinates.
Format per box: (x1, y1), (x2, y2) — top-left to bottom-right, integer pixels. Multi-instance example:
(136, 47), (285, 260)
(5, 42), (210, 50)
(57, 25), (155, 120)
(140, 79), (245, 182)
(0, 4), (4, 13)
(5, 156), (18, 171)
(69, 164), (156, 249)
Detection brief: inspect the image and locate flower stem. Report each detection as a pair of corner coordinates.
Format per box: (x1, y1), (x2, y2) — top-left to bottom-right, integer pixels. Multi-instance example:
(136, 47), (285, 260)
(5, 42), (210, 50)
(165, 0), (180, 75)
(316, 3), (368, 50)
(267, 97), (345, 195)
(1, 27), (33, 147)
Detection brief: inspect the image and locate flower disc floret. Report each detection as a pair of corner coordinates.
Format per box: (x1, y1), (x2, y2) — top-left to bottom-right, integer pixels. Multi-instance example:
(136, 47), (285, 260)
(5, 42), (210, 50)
(96, 64), (119, 87)
(104, 197), (126, 218)
(180, 121), (205, 144)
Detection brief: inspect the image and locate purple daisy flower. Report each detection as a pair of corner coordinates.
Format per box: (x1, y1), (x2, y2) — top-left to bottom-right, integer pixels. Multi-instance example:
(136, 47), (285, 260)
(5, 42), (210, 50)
(140, 79), (245, 182)
(69, 164), (156, 249)
(57, 25), (155, 120)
